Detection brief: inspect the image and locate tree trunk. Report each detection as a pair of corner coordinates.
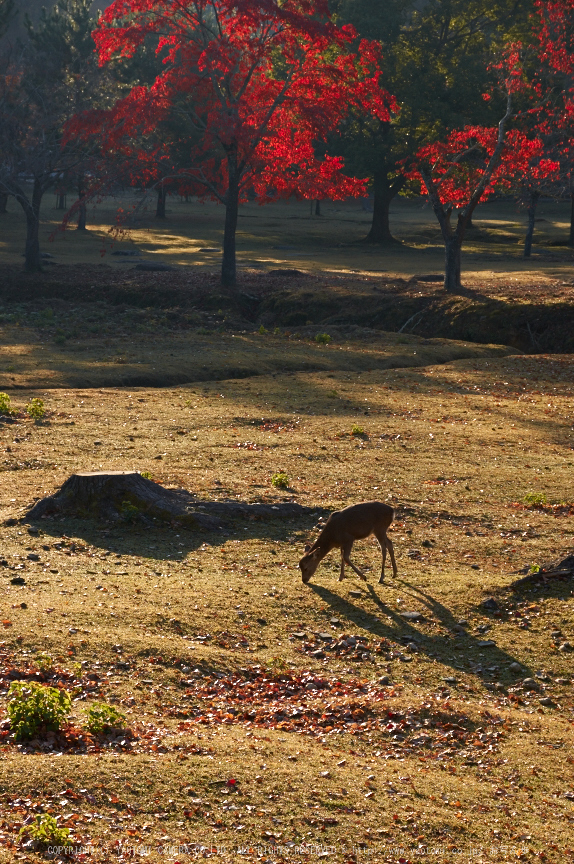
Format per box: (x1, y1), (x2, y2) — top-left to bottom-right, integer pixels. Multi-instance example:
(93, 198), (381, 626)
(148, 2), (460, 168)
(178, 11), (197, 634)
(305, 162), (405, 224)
(0, 193), (7, 214)
(363, 172), (405, 244)
(156, 186), (167, 219)
(444, 234), (462, 292)
(222, 153), (239, 288)
(570, 190), (574, 247)
(24, 179), (43, 273)
(56, 192), (66, 210)
(76, 177), (87, 231)
(524, 190), (539, 258)
(315, 199), (321, 216)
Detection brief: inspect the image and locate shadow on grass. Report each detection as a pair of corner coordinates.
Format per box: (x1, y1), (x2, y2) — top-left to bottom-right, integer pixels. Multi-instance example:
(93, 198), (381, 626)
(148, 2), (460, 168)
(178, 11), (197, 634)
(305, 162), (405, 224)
(308, 580), (530, 687)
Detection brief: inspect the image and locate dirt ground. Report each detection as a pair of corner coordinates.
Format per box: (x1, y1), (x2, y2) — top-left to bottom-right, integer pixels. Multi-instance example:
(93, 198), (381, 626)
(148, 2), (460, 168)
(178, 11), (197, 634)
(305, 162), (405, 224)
(0, 349), (573, 863)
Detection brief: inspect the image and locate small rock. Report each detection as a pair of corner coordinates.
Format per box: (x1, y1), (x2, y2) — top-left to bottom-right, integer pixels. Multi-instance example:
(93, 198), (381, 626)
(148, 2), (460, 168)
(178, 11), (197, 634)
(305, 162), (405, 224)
(400, 611), (423, 621)
(292, 632), (306, 639)
(27, 553), (40, 561)
(555, 678), (571, 685)
(477, 640), (496, 647)
(256, 618), (267, 626)
(522, 678), (539, 690)
(378, 676), (390, 685)
(457, 619), (468, 626)
(509, 662), (522, 673)
(319, 770), (330, 778)
(399, 655), (413, 662)
(10, 577), (25, 586)
(421, 539), (433, 548)
(68, 628), (78, 634)
(330, 618), (340, 626)
(452, 625), (466, 636)
(550, 630), (562, 638)
(19, 602), (27, 609)
(471, 564), (480, 570)
(311, 649), (325, 659)
(318, 633), (333, 641)
(444, 677), (457, 684)
(539, 697), (554, 707)
(305, 681), (319, 690)
(481, 597), (499, 611)
(94, 440), (102, 446)
(349, 590), (362, 598)
(559, 641), (573, 652)
(27, 526), (39, 536)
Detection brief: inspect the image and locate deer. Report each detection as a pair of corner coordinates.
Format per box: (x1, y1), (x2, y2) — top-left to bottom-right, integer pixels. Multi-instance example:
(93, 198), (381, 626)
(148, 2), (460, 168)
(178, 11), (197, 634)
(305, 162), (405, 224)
(299, 501), (398, 585)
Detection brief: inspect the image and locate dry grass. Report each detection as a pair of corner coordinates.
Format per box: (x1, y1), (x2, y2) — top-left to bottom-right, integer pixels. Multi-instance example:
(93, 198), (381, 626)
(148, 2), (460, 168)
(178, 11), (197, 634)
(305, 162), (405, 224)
(0, 350), (573, 862)
(0, 322), (513, 390)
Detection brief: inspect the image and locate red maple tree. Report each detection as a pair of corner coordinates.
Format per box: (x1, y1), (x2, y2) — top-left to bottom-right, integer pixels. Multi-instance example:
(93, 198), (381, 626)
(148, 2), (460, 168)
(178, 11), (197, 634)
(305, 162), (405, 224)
(407, 45), (535, 292)
(70, 0), (394, 286)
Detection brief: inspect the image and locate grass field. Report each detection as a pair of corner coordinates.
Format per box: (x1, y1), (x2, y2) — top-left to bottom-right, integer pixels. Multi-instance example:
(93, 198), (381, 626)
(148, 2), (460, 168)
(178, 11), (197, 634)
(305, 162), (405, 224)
(1, 193), (574, 863)
(0, 346), (573, 864)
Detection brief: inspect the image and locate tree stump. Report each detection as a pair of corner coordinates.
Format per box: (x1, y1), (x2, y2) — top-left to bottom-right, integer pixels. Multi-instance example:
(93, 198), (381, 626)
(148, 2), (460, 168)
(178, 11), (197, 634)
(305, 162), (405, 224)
(24, 472), (220, 528)
(511, 553), (574, 589)
(22, 472), (318, 529)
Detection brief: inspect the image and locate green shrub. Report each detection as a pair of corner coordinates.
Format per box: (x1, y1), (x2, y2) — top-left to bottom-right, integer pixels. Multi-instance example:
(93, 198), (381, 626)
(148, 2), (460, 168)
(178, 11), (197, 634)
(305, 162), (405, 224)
(139, 471), (153, 480)
(0, 392), (13, 416)
(523, 492), (546, 505)
(271, 472), (289, 489)
(26, 398), (45, 421)
(7, 681), (71, 741)
(84, 702), (127, 734)
(19, 813), (70, 849)
(351, 424), (366, 436)
(315, 332), (331, 345)
(258, 324), (268, 335)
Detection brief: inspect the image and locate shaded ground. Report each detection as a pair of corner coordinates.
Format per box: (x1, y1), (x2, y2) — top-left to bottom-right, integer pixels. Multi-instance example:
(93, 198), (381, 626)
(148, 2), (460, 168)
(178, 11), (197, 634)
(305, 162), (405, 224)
(2, 193), (574, 282)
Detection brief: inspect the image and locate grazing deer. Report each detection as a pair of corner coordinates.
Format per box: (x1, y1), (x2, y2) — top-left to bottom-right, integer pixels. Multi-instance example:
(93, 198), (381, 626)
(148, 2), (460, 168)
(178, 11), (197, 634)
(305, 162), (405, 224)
(299, 501), (397, 585)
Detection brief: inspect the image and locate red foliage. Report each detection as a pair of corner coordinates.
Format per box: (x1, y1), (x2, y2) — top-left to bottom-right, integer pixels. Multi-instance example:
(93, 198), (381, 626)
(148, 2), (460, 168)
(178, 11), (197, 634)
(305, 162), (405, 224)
(68, 0), (395, 283)
(411, 128), (559, 207)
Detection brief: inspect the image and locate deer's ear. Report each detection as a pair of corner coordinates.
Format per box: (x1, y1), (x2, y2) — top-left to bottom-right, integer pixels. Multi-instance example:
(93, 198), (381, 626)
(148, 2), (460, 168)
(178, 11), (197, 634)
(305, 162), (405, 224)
(304, 544), (311, 553)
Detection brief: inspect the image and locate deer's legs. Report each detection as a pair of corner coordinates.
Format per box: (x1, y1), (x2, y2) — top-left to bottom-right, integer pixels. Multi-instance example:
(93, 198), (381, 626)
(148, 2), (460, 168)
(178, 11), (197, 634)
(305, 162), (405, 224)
(386, 535), (398, 579)
(374, 529), (397, 583)
(339, 550), (346, 581)
(340, 539), (367, 582)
